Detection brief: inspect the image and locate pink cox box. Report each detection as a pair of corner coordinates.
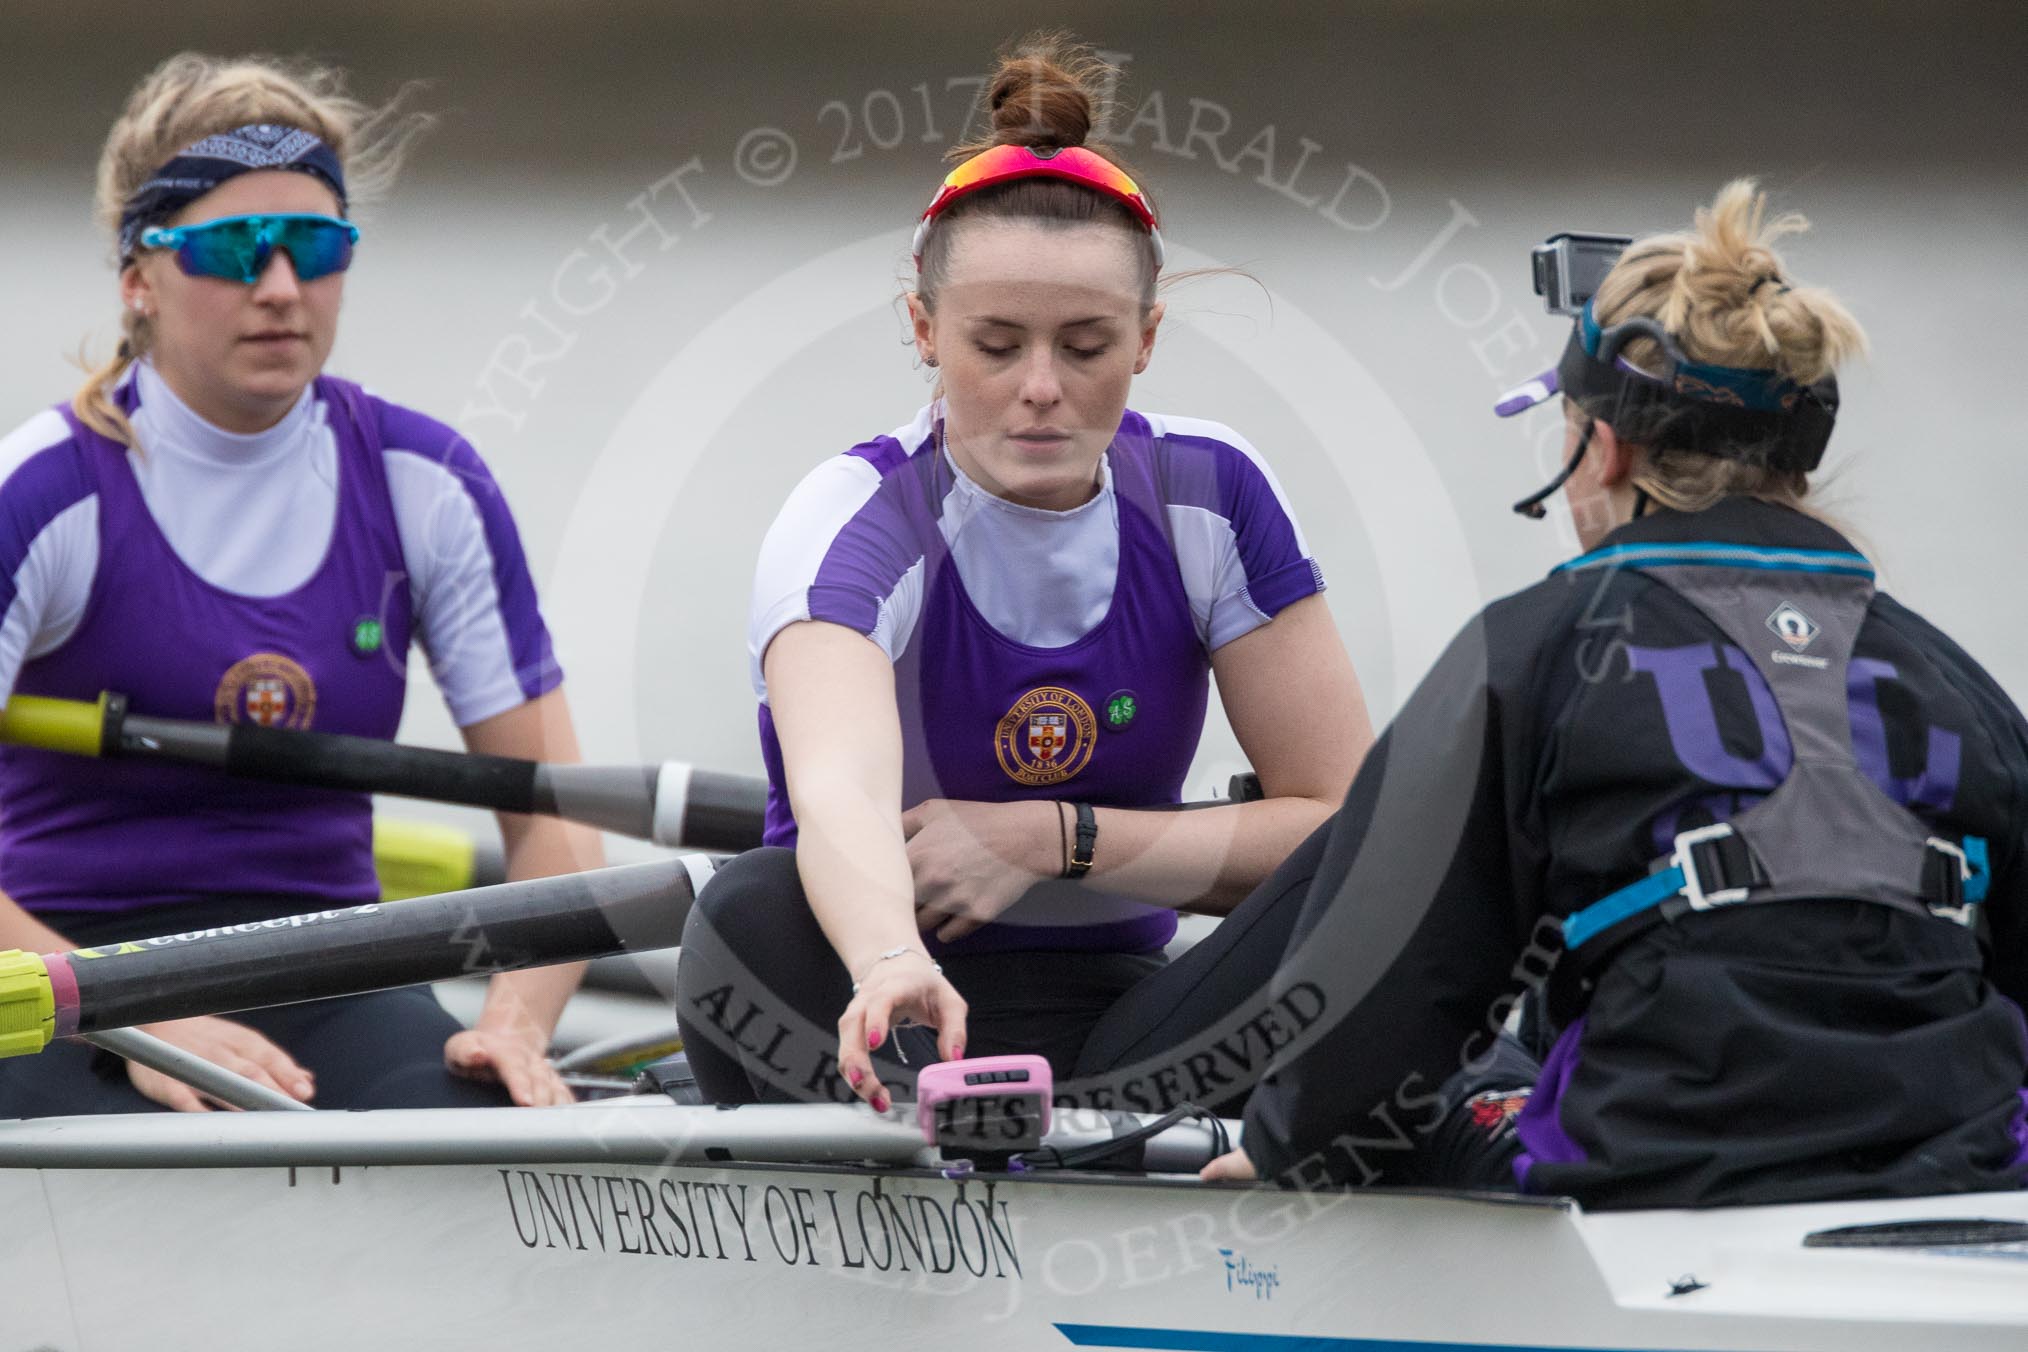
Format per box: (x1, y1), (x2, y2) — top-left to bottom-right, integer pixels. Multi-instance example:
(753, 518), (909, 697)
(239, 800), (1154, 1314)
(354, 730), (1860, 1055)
(915, 1055), (1053, 1152)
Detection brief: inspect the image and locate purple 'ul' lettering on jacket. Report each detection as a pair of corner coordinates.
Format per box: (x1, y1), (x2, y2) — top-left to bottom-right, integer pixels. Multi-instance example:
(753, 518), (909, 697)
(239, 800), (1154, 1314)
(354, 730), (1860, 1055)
(1627, 644), (1792, 789)
(1629, 643), (1963, 815)
(1847, 658), (1960, 812)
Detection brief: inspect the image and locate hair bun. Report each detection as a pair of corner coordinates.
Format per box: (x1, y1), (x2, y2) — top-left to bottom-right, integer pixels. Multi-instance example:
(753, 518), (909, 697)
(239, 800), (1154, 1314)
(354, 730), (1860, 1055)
(982, 35), (1104, 150)
(1597, 178), (1865, 388)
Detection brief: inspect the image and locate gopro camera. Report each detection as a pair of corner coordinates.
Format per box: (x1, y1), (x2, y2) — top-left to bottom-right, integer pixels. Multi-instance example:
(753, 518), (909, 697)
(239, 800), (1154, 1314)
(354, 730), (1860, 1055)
(1531, 232), (1632, 316)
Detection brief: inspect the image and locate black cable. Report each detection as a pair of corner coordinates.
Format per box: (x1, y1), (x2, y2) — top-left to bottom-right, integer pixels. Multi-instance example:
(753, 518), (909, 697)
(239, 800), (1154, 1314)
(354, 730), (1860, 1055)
(1511, 422), (1595, 519)
(1009, 1104), (1230, 1173)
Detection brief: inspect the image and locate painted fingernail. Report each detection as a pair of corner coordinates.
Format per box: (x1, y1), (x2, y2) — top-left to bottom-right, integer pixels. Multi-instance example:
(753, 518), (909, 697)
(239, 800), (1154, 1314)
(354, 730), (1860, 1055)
(868, 1029), (883, 1049)
(847, 1067), (864, 1087)
(951, 1044), (965, 1061)
(872, 1094), (890, 1113)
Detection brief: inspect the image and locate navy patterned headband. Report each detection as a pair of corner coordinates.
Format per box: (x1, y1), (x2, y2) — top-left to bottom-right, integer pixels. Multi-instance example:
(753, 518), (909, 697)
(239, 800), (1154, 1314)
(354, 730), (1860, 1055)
(119, 123), (347, 262)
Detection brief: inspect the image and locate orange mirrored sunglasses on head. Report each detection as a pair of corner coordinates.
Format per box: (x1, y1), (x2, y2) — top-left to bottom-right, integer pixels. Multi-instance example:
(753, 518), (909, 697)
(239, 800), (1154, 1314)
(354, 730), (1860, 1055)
(912, 144), (1165, 269)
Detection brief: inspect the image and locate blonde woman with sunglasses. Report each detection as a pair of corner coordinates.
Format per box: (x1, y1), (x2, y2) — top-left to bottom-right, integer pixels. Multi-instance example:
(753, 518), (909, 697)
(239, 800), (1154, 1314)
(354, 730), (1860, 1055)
(0, 54), (600, 1115)
(677, 35), (1373, 1115)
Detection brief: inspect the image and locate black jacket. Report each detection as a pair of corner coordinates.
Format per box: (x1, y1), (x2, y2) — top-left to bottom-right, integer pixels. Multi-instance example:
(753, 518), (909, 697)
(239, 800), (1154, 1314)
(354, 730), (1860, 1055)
(1241, 498), (2028, 1207)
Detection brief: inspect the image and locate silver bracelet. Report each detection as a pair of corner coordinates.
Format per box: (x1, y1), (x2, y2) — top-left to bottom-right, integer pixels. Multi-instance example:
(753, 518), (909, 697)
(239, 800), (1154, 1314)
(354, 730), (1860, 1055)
(851, 946), (941, 993)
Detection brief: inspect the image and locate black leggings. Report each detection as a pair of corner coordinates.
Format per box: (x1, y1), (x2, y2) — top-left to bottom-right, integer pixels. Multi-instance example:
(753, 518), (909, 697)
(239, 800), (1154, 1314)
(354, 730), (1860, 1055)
(676, 848), (1163, 1105)
(678, 829), (1330, 1116)
(678, 833), (1537, 1187)
(0, 900), (511, 1118)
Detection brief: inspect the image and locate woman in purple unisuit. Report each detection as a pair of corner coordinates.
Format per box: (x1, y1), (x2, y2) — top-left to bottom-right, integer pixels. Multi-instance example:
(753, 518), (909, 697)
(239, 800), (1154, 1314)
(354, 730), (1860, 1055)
(677, 36), (1375, 1113)
(0, 54), (601, 1115)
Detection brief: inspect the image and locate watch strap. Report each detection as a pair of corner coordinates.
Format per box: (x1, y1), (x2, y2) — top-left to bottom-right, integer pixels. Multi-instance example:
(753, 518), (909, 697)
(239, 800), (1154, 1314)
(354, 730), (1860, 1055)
(1065, 802), (1097, 879)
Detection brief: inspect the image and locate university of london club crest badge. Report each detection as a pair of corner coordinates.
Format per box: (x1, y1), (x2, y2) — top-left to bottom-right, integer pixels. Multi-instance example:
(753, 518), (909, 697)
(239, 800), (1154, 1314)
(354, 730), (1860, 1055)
(213, 652), (318, 730)
(1030, 713), (1068, 762)
(994, 686), (1097, 787)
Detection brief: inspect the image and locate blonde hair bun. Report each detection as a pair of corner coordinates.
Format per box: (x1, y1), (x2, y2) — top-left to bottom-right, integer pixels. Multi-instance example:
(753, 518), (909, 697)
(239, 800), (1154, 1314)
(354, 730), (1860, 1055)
(1586, 180), (1867, 513)
(1595, 178), (1866, 386)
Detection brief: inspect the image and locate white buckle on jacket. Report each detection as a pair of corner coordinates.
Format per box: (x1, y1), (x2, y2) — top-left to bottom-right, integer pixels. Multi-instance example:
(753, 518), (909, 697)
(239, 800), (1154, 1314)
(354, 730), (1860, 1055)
(1672, 822), (1752, 912)
(1924, 836), (1974, 926)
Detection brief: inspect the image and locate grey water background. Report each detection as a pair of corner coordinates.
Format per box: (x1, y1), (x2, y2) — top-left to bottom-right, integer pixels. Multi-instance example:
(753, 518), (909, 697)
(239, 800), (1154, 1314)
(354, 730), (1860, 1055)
(3, 1), (2024, 862)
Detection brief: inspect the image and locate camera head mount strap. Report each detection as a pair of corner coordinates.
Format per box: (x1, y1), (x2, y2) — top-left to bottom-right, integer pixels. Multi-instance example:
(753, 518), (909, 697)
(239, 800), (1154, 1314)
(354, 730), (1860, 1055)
(1500, 298), (1840, 518)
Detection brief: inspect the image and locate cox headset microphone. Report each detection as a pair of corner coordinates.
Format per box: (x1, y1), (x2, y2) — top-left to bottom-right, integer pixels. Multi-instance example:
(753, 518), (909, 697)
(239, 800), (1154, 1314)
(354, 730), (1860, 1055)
(1495, 230), (1840, 519)
(1504, 232), (1631, 518)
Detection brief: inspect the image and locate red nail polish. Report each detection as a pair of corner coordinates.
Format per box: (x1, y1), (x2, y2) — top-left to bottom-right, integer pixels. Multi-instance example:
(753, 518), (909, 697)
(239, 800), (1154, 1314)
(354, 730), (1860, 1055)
(951, 1044), (965, 1061)
(847, 1067), (863, 1087)
(868, 1029), (883, 1049)
(872, 1094), (890, 1113)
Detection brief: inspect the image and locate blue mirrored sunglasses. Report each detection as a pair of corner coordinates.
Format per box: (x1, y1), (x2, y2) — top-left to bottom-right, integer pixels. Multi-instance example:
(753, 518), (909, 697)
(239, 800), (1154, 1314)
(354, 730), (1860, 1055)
(138, 213), (360, 284)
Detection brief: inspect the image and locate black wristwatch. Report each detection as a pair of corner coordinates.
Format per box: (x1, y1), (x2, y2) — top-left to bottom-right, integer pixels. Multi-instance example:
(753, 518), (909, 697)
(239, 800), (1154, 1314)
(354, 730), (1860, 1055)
(1064, 802), (1098, 880)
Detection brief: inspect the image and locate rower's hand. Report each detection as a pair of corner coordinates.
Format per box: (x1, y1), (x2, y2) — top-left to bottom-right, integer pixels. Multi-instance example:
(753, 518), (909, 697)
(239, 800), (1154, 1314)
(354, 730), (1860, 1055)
(445, 1026), (576, 1107)
(835, 953), (966, 1112)
(131, 1016), (316, 1112)
(1200, 1147), (1259, 1183)
(904, 798), (1057, 943)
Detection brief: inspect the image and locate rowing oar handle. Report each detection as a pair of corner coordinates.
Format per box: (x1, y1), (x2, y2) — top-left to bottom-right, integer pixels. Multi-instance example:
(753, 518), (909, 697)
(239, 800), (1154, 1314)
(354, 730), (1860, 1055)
(223, 718), (543, 812)
(0, 693), (767, 852)
(0, 857), (706, 1057)
(643, 762), (771, 854)
(121, 708), (767, 853)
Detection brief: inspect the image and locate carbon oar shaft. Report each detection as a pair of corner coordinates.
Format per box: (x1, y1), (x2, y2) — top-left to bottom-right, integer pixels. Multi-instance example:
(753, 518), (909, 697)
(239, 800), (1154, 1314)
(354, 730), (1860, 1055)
(0, 692), (766, 852)
(0, 857), (707, 1056)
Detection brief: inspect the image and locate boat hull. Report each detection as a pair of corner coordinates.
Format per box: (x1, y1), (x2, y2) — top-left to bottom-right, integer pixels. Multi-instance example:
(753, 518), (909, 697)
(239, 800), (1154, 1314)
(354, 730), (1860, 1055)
(3, 1109), (2025, 1350)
